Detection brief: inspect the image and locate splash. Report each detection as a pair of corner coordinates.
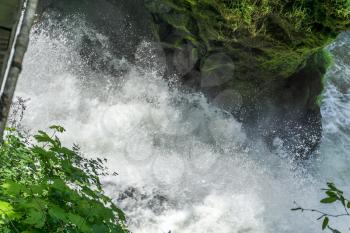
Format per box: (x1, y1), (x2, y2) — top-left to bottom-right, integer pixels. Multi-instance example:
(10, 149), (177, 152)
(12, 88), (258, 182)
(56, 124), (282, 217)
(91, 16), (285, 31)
(13, 15), (350, 233)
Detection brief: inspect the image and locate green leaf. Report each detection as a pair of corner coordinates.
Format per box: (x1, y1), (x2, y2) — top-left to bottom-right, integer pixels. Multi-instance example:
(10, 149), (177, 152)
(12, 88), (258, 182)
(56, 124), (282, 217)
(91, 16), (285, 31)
(81, 187), (97, 198)
(1, 182), (22, 196)
(23, 208), (46, 228)
(347, 201), (350, 208)
(111, 224), (129, 233)
(326, 191), (336, 197)
(49, 125), (66, 133)
(320, 197), (337, 204)
(31, 146), (49, 157)
(34, 131), (56, 145)
(51, 146), (75, 157)
(115, 207), (126, 222)
(0, 201), (16, 219)
(327, 183), (343, 194)
(329, 228), (342, 233)
(322, 217), (329, 230)
(51, 179), (69, 192)
(48, 204), (67, 222)
(92, 224), (109, 233)
(67, 212), (90, 232)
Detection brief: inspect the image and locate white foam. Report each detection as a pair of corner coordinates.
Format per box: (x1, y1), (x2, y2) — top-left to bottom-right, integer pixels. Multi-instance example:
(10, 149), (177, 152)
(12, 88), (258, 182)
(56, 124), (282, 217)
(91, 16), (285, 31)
(13, 17), (350, 233)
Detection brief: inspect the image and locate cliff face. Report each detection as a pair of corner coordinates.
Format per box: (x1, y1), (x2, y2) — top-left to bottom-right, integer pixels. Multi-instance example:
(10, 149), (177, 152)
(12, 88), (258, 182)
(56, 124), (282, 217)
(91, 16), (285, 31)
(145, 0), (350, 158)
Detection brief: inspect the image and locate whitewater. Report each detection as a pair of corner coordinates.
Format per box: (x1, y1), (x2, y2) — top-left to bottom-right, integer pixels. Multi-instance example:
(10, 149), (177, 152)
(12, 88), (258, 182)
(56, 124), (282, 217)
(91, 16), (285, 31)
(11, 13), (350, 233)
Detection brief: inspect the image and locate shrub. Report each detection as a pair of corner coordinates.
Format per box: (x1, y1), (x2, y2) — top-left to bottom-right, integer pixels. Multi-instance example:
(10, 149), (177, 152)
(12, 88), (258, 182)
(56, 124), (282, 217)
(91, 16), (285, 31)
(0, 126), (128, 233)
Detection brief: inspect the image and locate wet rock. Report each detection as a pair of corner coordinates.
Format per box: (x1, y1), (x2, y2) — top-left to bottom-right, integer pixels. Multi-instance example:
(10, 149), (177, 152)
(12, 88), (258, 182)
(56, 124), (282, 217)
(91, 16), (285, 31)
(37, 0), (154, 71)
(145, 0), (350, 158)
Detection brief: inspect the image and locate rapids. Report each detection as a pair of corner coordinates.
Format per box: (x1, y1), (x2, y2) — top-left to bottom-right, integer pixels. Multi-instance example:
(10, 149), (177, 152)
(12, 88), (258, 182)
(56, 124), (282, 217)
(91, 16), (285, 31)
(11, 12), (350, 233)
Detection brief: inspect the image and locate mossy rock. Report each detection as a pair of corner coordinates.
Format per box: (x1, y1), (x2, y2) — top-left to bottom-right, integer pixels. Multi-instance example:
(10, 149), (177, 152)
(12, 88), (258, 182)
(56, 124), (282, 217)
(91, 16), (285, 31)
(145, 0), (350, 158)
(146, 0), (349, 79)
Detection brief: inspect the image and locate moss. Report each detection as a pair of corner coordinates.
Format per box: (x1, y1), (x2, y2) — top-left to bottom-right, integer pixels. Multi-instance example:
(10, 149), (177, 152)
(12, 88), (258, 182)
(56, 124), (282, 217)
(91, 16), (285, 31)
(313, 49), (334, 107)
(146, 0), (350, 81)
(145, 0), (349, 157)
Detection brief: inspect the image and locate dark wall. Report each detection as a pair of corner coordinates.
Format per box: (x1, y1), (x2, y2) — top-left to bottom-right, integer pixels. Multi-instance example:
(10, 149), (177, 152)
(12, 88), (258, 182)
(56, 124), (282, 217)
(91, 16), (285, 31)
(37, 0), (154, 62)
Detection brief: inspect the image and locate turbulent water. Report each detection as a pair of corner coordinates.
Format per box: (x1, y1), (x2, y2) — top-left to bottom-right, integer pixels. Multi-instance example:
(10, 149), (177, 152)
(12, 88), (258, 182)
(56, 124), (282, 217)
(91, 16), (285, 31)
(11, 13), (350, 233)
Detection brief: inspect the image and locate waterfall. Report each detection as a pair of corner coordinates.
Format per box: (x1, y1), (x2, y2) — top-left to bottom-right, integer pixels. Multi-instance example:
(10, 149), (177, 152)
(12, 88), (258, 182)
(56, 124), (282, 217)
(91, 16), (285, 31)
(12, 12), (350, 233)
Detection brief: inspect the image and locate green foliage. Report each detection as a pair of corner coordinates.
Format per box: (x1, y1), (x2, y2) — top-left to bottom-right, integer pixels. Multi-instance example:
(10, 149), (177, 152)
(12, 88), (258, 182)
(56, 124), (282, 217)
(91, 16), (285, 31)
(0, 126), (128, 233)
(292, 182), (350, 233)
(146, 0), (350, 80)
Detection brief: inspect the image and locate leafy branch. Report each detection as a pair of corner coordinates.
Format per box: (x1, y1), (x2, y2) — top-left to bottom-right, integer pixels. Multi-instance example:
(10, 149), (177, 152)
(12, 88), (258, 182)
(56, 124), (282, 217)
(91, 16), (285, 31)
(0, 126), (129, 233)
(292, 183), (350, 233)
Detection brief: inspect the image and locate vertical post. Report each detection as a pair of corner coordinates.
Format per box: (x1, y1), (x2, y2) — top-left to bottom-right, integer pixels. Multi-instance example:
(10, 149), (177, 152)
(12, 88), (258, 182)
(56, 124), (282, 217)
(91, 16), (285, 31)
(0, 0), (38, 140)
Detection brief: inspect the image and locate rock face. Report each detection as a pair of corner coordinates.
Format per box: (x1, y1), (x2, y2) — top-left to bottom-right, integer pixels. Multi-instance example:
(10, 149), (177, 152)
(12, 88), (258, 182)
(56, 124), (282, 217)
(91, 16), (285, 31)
(38, 0), (154, 72)
(145, 0), (350, 158)
(37, 0), (349, 158)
